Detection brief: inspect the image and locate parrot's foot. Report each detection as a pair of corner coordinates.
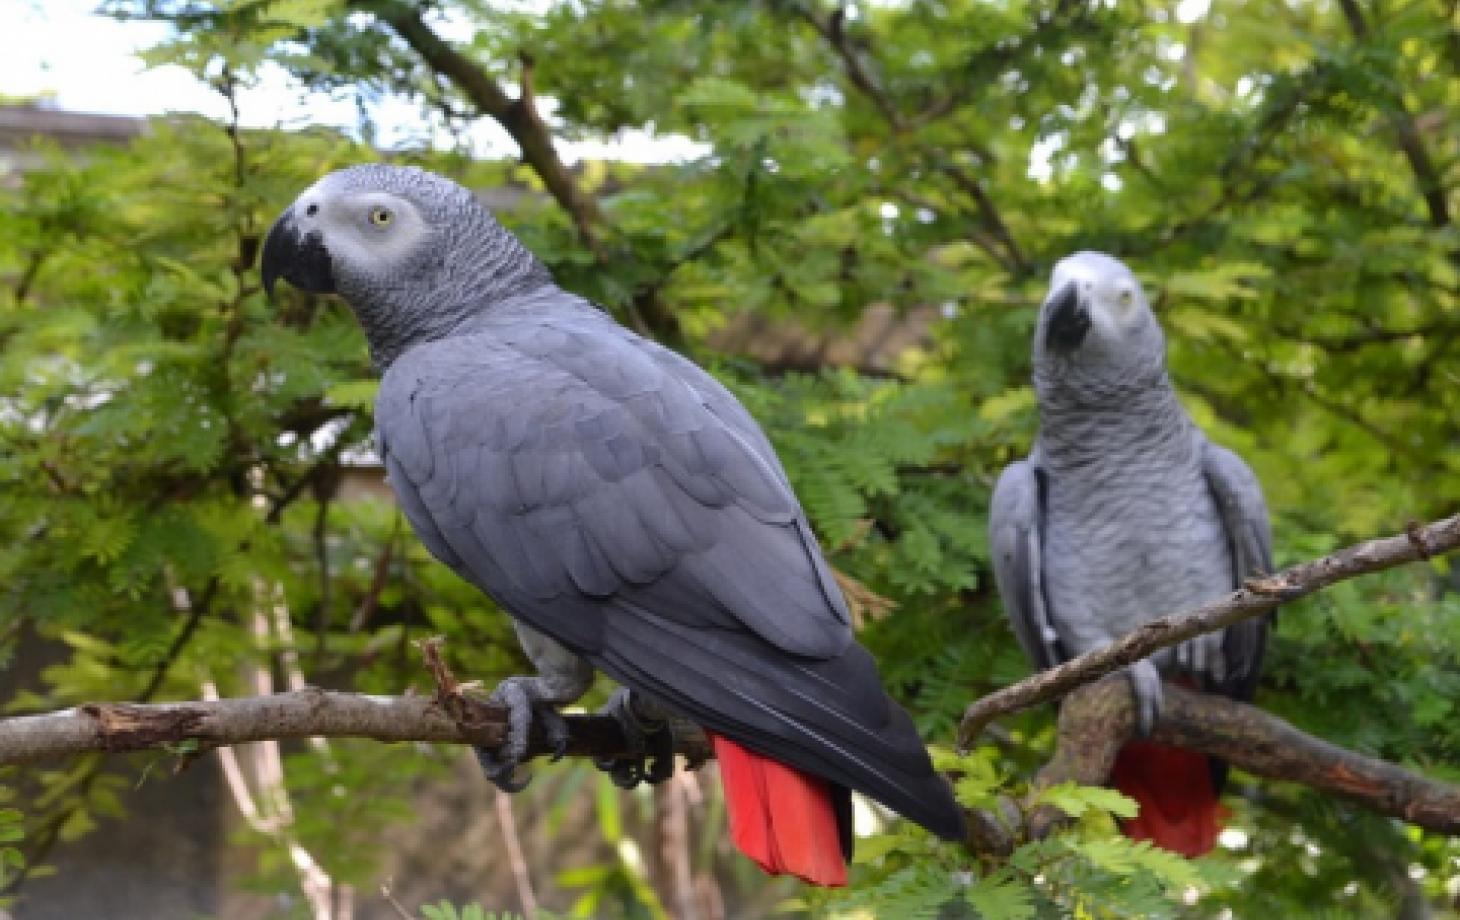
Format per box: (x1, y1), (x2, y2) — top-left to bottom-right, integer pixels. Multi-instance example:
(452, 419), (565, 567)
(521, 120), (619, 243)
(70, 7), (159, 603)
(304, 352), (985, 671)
(474, 675), (576, 793)
(1126, 660), (1164, 737)
(594, 688), (676, 789)
(1173, 631), (1227, 683)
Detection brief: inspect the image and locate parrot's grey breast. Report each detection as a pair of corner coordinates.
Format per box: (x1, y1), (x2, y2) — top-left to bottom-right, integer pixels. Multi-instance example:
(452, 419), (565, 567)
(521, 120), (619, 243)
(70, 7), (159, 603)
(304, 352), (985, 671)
(1040, 428), (1234, 657)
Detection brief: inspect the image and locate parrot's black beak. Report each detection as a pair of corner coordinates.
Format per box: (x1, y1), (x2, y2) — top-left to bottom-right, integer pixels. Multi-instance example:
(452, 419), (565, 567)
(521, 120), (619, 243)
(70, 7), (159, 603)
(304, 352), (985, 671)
(261, 208), (335, 301)
(1043, 281), (1090, 352)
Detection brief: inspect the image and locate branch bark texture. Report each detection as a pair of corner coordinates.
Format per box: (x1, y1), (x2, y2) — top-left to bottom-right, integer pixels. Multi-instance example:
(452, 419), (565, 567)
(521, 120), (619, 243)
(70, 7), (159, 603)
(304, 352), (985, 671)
(959, 512), (1460, 748)
(967, 676), (1460, 853)
(0, 690), (711, 768)
(5, 680), (1456, 849)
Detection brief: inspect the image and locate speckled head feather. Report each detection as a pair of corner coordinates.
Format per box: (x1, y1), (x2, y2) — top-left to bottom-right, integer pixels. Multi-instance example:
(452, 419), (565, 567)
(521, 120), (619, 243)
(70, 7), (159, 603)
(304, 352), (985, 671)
(1032, 250), (1167, 404)
(263, 164), (552, 367)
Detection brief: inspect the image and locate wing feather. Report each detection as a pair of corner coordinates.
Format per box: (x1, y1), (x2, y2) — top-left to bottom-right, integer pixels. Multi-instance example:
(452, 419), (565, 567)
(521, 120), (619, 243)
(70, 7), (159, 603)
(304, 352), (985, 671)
(1202, 440), (1274, 701)
(375, 307), (962, 838)
(989, 457), (1064, 671)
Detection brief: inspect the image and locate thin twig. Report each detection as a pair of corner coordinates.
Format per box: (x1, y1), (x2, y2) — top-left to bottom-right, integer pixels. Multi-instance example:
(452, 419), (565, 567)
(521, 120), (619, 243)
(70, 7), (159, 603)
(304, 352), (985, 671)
(495, 790), (539, 918)
(379, 881), (415, 920)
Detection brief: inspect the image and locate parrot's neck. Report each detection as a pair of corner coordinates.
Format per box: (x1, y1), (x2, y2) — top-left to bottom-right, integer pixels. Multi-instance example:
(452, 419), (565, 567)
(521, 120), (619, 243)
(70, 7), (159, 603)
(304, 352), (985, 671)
(1036, 376), (1194, 473)
(348, 233), (554, 371)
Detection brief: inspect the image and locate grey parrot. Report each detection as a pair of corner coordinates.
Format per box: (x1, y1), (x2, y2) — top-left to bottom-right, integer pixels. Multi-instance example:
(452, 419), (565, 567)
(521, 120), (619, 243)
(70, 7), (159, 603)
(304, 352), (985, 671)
(989, 251), (1272, 856)
(261, 164), (965, 885)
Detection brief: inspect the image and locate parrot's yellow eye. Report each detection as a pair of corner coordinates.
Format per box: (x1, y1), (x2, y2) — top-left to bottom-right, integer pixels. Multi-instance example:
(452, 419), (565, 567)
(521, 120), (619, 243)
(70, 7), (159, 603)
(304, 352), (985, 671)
(369, 206), (393, 227)
(1118, 288), (1134, 307)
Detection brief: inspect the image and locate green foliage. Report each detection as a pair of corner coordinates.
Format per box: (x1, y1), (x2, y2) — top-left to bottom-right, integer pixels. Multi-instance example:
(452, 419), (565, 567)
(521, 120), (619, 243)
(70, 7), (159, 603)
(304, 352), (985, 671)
(4, 0), (1458, 915)
(819, 750), (1209, 918)
(418, 900), (540, 920)
(0, 780), (24, 899)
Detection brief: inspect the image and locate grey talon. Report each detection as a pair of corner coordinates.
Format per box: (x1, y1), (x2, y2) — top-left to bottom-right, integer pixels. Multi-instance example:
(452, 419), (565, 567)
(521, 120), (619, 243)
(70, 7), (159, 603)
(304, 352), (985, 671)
(474, 657), (591, 792)
(475, 747), (531, 793)
(594, 688), (675, 789)
(1127, 660), (1163, 737)
(644, 726), (675, 785)
(537, 705), (571, 761)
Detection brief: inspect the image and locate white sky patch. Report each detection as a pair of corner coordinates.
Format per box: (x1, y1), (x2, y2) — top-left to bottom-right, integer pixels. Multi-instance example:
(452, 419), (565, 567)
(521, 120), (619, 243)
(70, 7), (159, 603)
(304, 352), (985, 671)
(3, 0), (227, 119)
(1219, 827), (1249, 849)
(2, 0), (707, 164)
(851, 794), (884, 837)
(1028, 133), (1064, 182)
(1176, 0), (1213, 23)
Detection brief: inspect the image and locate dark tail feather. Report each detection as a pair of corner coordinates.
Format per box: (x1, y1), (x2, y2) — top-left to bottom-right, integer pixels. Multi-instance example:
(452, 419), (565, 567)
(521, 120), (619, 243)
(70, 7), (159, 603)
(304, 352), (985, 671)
(710, 733), (849, 886)
(1111, 741), (1225, 858)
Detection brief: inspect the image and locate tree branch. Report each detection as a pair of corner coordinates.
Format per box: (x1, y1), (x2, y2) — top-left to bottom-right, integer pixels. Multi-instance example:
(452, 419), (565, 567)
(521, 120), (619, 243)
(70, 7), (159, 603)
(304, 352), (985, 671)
(364, 1), (684, 342)
(0, 689), (711, 768)
(784, 1), (1030, 276)
(1335, 0), (1453, 231)
(958, 512), (1460, 748)
(6, 677), (1457, 848)
(365, 1), (607, 257)
(796, 5), (907, 130)
(966, 676), (1460, 854)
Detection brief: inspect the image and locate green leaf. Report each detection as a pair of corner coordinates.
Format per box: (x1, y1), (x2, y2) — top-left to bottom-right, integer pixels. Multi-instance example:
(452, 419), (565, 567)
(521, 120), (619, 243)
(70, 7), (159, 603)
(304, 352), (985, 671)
(965, 871), (1036, 920)
(1033, 782), (1139, 820)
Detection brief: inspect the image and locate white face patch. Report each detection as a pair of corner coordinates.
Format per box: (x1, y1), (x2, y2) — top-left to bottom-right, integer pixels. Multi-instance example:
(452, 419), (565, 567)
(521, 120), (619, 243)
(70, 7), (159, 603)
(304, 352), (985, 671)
(293, 181), (430, 278)
(1049, 253), (1147, 338)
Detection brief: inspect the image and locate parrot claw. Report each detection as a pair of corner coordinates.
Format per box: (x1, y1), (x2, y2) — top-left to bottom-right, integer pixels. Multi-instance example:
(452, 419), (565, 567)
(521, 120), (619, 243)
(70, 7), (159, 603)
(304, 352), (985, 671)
(474, 674), (575, 792)
(539, 705), (571, 762)
(475, 747), (532, 793)
(594, 688), (676, 789)
(1126, 660), (1164, 737)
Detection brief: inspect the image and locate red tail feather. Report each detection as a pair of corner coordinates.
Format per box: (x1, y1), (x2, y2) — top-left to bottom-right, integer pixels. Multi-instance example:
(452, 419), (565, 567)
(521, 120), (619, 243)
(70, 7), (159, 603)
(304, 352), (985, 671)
(709, 734), (848, 886)
(1111, 741), (1225, 857)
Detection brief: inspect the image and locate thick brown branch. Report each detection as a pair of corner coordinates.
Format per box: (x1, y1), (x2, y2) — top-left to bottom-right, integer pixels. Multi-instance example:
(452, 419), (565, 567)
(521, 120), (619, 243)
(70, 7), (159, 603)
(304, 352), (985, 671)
(1155, 684), (1460, 831)
(959, 512), (1460, 748)
(0, 689), (711, 768)
(966, 676), (1460, 853)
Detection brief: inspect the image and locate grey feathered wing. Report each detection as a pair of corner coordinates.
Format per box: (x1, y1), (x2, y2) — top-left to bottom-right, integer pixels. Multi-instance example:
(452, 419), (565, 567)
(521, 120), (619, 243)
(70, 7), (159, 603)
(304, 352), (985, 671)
(988, 455), (1064, 671)
(376, 305), (964, 841)
(1201, 440), (1274, 702)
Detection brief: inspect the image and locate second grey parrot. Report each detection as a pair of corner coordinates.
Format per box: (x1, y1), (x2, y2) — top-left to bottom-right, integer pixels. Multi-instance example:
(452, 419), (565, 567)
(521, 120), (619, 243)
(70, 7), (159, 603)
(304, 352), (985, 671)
(989, 251), (1272, 856)
(261, 164), (964, 886)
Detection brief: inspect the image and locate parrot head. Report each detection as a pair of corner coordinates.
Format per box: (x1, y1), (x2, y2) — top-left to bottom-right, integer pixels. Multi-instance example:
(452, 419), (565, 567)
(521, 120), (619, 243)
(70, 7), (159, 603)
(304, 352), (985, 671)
(261, 164), (550, 366)
(1033, 251), (1165, 395)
